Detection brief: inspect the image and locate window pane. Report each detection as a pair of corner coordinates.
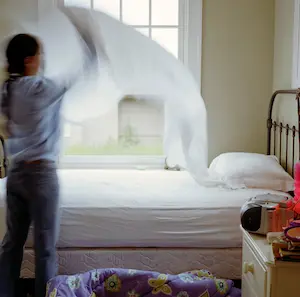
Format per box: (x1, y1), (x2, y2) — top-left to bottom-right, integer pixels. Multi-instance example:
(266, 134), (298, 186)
(63, 107), (120, 155)
(152, 28), (178, 58)
(118, 99), (164, 155)
(64, 123), (71, 138)
(63, 100), (164, 156)
(64, 0), (91, 8)
(94, 0), (120, 20)
(151, 0), (179, 26)
(122, 0), (149, 26)
(135, 27), (150, 38)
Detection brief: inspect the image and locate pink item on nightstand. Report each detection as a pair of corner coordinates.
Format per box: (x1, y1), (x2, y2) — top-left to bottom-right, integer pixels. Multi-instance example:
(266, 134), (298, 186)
(295, 162), (300, 178)
(294, 162), (300, 213)
(294, 163), (300, 193)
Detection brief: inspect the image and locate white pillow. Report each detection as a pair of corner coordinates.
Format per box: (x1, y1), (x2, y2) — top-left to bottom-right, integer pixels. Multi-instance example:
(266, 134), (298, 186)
(208, 152), (294, 192)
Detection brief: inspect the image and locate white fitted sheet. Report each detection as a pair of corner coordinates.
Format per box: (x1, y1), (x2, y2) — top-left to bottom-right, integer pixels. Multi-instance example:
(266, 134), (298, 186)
(0, 170), (288, 248)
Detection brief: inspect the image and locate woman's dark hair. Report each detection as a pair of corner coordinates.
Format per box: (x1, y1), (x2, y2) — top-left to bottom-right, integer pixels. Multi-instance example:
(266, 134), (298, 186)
(5, 34), (39, 75)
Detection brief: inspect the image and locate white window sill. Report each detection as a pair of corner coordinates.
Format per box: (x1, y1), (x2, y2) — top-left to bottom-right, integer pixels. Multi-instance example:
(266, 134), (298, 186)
(59, 155), (166, 170)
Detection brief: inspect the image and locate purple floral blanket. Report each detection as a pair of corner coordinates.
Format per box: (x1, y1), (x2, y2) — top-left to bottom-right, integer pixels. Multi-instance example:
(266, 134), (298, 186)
(46, 268), (241, 297)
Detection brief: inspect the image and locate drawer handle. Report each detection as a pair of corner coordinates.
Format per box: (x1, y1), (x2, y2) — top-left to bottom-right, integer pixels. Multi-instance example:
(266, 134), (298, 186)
(243, 262), (254, 274)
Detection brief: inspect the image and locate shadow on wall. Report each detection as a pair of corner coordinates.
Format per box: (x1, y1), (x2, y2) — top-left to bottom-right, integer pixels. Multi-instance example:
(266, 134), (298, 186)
(271, 94), (299, 175)
(270, 0), (298, 174)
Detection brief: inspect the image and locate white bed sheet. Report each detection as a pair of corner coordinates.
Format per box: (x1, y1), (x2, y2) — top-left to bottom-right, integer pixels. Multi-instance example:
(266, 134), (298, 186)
(0, 170), (288, 248)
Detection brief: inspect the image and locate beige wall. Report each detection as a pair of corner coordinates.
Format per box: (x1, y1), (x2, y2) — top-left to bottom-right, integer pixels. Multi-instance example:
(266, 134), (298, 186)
(273, 0), (294, 90)
(271, 0), (297, 172)
(202, 0), (275, 163)
(272, 0), (297, 126)
(0, 0), (38, 79)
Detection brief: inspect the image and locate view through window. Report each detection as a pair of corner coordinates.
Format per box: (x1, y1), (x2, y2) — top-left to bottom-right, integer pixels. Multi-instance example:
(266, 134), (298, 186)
(63, 0), (180, 157)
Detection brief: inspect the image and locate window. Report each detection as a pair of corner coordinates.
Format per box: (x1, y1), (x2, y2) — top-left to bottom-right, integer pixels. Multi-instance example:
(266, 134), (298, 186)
(293, 0), (300, 88)
(60, 0), (202, 168)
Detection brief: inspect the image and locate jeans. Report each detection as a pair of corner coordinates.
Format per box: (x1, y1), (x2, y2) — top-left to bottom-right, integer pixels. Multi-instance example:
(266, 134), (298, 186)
(0, 162), (60, 297)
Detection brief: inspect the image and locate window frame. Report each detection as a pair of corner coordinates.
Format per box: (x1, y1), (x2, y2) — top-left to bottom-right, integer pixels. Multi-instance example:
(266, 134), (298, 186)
(51, 0), (203, 169)
(293, 0), (300, 88)
(57, 0), (202, 83)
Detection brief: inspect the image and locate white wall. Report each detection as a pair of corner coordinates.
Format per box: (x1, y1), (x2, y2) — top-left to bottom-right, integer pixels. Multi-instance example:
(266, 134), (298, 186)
(202, 0), (275, 163)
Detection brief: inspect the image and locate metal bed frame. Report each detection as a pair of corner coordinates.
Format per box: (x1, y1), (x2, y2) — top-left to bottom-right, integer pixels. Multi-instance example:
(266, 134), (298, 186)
(267, 89), (300, 177)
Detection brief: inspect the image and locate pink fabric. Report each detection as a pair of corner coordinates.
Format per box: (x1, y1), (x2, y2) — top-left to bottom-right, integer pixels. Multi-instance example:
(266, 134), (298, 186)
(294, 162), (300, 213)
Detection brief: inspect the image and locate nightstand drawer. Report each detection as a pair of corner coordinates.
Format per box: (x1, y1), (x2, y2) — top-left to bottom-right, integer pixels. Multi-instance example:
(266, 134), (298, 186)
(243, 240), (267, 297)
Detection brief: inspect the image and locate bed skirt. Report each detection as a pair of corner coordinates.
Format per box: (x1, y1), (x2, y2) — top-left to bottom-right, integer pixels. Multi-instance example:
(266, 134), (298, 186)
(21, 247), (242, 280)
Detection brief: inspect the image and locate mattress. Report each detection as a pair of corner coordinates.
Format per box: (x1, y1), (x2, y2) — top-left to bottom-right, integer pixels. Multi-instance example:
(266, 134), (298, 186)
(0, 169), (288, 248)
(21, 247), (242, 279)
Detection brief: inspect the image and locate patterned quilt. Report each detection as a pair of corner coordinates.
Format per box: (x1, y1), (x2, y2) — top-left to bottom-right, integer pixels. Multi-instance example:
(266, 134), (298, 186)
(46, 268), (241, 297)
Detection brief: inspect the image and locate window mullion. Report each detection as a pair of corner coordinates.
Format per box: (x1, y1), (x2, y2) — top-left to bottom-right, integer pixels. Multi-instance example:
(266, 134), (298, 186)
(178, 0), (188, 63)
(186, 0), (202, 88)
(120, 0), (123, 22)
(149, 0), (152, 38)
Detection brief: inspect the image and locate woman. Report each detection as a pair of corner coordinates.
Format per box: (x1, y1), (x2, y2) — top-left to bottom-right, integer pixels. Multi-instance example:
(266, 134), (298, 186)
(0, 34), (67, 297)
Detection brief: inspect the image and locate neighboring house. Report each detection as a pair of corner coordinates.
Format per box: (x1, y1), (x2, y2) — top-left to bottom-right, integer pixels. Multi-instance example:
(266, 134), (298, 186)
(63, 98), (164, 153)
(118, 98), (164, 147)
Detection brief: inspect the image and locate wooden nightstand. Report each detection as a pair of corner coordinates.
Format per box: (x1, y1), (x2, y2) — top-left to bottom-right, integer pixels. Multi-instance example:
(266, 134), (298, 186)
(242, 227), (300, 297)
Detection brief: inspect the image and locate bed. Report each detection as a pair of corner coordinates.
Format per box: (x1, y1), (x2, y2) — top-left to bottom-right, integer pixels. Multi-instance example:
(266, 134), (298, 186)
(0, 89), (299, 281)
(0, 171), (286, 279)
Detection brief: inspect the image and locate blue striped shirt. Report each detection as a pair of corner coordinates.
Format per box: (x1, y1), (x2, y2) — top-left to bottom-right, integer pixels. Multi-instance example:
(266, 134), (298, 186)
(1, 76), (66, 164)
